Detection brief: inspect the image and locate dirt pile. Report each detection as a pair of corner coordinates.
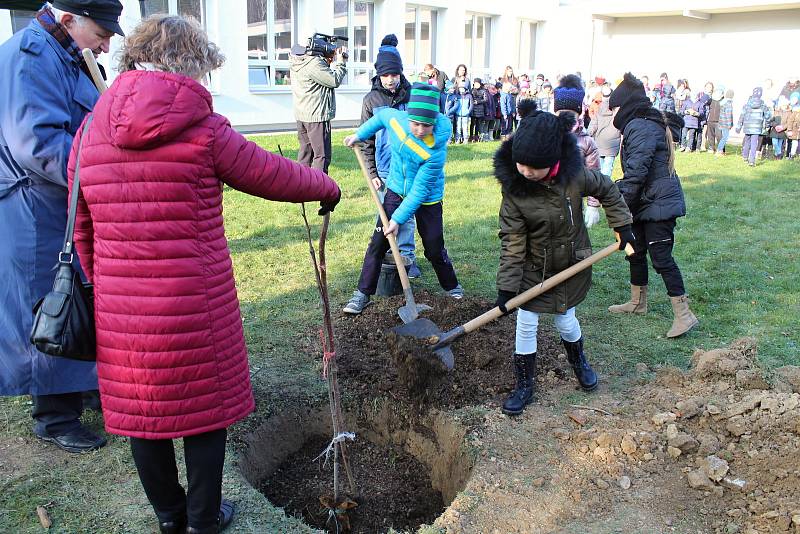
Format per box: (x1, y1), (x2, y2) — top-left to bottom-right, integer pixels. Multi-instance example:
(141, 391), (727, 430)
(334, 291), (561, 409)
(534, 338), (800, 534)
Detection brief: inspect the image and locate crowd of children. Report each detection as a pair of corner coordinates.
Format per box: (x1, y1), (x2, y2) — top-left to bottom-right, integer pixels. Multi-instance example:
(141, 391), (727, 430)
(418, 64), (800, 168)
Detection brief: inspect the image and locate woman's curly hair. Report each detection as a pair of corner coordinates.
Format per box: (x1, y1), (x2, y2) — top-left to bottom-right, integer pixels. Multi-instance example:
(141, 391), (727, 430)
(116, 15), (224, 80)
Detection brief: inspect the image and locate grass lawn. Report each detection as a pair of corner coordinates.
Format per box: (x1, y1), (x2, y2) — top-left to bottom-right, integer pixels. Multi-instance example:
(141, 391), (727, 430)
(1, 131), (798, 533)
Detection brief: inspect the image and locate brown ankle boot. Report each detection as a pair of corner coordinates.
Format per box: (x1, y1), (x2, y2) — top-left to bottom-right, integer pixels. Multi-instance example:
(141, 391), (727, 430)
(608, 285), (647, 314)
(666, 295), (699, 338)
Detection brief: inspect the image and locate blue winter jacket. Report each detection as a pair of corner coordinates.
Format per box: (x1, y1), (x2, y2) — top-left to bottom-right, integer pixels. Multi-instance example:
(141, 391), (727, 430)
(456, 94), (473, 117)
(445, 93), (459, 117)
(500, 91), (517, 117)
(0, 19), (99, 395)
(355, 108), (451, 225)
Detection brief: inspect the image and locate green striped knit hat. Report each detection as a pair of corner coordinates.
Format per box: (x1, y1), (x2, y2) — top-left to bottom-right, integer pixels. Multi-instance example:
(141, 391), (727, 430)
(408, 83), (440, 124)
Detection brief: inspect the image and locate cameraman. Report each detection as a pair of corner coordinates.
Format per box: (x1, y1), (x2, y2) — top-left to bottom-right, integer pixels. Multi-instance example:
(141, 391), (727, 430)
(290, 37), (348, 173)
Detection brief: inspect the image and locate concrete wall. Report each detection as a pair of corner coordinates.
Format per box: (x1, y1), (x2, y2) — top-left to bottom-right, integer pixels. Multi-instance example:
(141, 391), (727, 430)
(593, 9), (800, 102)
(2, 1), (798, 131)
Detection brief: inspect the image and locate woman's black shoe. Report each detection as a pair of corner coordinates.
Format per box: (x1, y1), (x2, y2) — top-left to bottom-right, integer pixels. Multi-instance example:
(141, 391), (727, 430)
(502, 352), (536, 415)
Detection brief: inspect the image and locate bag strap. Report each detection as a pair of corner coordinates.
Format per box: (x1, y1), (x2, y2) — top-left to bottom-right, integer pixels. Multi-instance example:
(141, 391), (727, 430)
(61, 115), (94, 264)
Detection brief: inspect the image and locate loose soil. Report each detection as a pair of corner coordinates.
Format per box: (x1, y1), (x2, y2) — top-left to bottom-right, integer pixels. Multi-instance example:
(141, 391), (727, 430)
(260, 434), (444, 533)
(335, 291), (563, 409)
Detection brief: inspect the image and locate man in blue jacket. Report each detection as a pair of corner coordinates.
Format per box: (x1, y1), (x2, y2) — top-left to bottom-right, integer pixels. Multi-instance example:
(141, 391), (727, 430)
(343, 83), (462, 314)
(0, 0), (124, 453)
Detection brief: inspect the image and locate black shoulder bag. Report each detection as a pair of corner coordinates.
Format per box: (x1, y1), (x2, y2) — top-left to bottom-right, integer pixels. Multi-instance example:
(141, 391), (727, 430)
(30, 116), (96, 361)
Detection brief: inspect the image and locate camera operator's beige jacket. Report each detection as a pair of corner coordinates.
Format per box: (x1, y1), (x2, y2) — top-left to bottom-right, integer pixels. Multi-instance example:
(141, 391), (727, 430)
(290, 53), (347, 123)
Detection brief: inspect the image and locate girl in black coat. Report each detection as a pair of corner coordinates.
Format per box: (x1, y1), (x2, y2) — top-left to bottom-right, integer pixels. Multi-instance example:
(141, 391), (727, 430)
(607, 73), (699, 338)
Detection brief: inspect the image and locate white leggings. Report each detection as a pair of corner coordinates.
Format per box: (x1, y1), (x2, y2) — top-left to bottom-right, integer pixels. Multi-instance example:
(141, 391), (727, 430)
(515, 307), (582, 355)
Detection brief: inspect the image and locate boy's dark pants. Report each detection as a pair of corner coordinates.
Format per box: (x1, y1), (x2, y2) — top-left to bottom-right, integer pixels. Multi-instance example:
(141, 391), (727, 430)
(358, 190), (458, 295)
(130, 428), (227, 529)
(705, 122), (720, 150)
(296, 120), (332, 173)
(625, 219), (686, 297)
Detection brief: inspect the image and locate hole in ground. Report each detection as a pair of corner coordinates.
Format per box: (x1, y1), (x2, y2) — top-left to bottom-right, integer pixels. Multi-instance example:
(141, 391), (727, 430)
(239, 400), (474, 533)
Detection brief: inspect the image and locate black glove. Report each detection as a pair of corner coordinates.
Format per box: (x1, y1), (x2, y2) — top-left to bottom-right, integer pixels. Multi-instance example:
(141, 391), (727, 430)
(496, 290), (516, 315)
(318, 187), (341, 216)
(615, 224), (636, 251)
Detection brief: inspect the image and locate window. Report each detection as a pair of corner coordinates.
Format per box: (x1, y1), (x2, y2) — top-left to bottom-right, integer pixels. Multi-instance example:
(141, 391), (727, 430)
(333, 0), (374, 86)
(404, 5), (437, 78)
(138, 0), (212, 87)
(518, 21), (538, 72)
(10, 10), (36, 33)
(248, 0), (297, 89)
(464, 13), (492, 77)
(140, 0), (205, 23)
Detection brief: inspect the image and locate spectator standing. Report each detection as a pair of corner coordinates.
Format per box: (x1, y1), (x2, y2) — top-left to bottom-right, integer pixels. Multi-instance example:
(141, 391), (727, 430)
(770, 96), (790, 159)
(290, 35), (347, 173)
(0, 0), (124, 454)
(536, 81), (554, 113)
(453, 64), (470, 92)
(588, 85), (621, 178)
(657, 73), (676, 114)
(484, 81), (498, 141)
(737, 87), (772, 166)
(705, 88), (723, 153)
(786, 92), (800, 159)
(422, 63), (449, 111)
(454, 85), (473, 144)
(716, 89), (735, 156)
(471, 78), (490, 142)
(70, 16), (340, 533)
(680, 92), (698, 152)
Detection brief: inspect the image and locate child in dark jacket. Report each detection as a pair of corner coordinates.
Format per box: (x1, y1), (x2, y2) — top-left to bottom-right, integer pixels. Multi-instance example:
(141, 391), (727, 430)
(484, 82), (498, 141)
(680, 94), (699, 151)
(470, 78), (489, 142)
(493, 101), (634, 415)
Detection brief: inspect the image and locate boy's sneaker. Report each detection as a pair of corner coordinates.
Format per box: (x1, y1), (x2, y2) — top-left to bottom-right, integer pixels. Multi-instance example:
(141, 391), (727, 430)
(407, 262), (421, 279)
(343, 290), (372, 315)
(447, 284), (464, 300)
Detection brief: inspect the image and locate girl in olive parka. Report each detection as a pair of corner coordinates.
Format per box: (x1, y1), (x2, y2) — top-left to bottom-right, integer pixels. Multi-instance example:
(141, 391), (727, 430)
(493, 101), (634, 416)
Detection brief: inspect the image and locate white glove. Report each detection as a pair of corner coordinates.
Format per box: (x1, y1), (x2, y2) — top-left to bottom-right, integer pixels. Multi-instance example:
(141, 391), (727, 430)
(583, 206), (601, 228)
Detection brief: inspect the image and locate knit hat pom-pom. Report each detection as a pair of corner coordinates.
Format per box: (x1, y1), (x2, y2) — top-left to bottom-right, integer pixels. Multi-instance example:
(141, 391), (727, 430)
(381, 34), (398, 47)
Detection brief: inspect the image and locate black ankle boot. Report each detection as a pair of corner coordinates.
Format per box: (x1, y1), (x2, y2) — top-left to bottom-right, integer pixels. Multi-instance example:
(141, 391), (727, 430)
(502, 352), (536, 415)
(186, 499), (235, 534)
(562, 337), (598, 391)
(159, 517), (186, 534)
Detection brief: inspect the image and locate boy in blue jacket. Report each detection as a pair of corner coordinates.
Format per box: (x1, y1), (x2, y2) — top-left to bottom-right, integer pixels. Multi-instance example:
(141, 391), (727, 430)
(343, 83), (462, 314)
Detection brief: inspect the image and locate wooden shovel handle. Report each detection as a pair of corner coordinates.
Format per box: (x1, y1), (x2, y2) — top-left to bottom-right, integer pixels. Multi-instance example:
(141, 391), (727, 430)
(463, 240), (634, 335)
(352, 146), (413, 292)
(82, 49), (107, 94)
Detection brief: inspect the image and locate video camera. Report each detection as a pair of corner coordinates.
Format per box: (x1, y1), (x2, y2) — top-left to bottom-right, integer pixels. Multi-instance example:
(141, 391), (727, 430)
(306, 33), (349, 59)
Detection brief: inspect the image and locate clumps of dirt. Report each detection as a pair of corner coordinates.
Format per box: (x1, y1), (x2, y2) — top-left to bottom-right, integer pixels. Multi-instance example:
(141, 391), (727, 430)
(260, 434), (444, 533)
(334, 291), (562, 409)
(540, 338), (800, 533)
(387, 330), (448, 396)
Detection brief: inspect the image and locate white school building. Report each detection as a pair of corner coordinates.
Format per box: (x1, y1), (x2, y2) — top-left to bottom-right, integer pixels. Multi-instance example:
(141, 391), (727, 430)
(2, 0), (799, 132)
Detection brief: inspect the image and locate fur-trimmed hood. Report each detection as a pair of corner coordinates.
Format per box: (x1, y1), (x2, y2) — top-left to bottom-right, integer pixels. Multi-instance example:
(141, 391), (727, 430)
(494, 131), (584, 197)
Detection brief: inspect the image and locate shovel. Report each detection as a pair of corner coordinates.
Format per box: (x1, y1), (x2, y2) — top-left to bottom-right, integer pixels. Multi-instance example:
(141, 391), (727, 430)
(393, 240), (635, 370)
(351, 145), (431, 324)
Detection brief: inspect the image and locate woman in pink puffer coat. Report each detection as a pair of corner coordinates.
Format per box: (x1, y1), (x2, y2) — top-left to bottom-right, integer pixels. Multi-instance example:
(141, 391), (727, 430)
(68, 16), (340, 534)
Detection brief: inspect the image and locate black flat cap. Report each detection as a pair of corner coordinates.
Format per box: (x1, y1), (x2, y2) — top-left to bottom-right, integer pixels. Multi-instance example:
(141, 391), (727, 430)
(53, 0), (124, 36)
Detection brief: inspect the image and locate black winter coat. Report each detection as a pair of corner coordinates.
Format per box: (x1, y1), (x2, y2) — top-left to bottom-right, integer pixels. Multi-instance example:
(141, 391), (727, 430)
(471, 87), (489, 119)
(615, 103), (687, 222)
(359, 74), (412, 180)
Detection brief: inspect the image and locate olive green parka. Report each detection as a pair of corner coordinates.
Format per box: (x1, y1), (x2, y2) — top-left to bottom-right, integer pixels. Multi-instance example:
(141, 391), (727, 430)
(494, 135), (632, 314)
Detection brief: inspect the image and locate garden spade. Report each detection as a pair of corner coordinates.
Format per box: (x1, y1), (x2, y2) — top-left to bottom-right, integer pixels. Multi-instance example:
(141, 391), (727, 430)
(352, 146), (431, 324)
(393, 240), (635, 371)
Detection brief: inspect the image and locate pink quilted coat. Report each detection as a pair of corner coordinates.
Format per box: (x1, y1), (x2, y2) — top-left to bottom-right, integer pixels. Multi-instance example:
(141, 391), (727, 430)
(67, 71), (339, 439)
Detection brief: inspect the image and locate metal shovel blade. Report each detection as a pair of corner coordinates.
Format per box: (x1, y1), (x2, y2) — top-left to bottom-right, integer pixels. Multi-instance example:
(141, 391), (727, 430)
(392, 317), (454, 370)
(397, 302), (433, 325)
